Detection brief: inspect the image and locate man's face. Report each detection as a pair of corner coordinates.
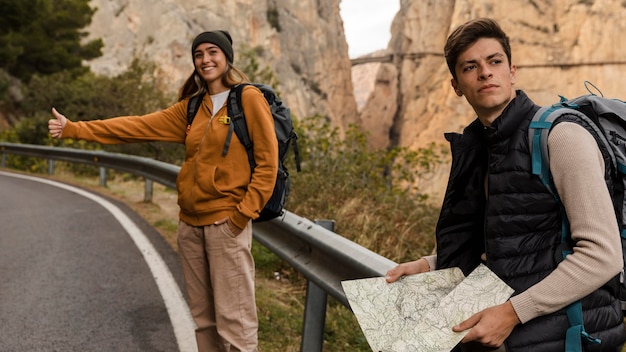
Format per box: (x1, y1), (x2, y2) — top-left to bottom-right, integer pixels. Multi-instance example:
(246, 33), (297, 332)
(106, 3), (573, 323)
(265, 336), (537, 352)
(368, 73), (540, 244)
(451, 37), (517, 125)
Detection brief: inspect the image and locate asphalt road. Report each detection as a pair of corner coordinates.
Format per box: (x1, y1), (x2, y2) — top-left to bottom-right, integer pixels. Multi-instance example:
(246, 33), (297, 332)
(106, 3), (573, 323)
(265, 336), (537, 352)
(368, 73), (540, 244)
(0, 171), (196, 352)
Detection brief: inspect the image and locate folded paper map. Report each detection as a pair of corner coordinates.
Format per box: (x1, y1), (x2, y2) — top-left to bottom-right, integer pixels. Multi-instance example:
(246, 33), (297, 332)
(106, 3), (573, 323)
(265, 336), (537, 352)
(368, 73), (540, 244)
(341, 264), (514, 352)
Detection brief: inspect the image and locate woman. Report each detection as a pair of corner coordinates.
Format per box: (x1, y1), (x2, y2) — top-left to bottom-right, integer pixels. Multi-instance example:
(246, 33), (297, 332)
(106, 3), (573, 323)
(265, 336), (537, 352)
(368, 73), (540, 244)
(48, 30), (278, 352)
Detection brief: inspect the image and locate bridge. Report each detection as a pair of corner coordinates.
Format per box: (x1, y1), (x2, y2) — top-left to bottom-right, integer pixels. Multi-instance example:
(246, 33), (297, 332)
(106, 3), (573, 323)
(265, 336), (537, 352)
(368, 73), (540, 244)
(350, 52), (626, 68)
(350, 52), (443, 66)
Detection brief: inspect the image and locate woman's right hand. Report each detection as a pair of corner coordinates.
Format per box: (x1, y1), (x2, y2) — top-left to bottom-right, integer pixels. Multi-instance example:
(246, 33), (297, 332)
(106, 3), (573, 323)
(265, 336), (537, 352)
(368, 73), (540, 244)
(385, 257), (430, 283)
(49, 107), (67, 138)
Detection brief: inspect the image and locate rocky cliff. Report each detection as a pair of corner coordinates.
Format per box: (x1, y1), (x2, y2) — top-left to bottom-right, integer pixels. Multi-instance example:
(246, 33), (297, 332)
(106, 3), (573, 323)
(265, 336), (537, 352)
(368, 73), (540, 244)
(85, 0), (358, 128)
(84, 0), (626, 202)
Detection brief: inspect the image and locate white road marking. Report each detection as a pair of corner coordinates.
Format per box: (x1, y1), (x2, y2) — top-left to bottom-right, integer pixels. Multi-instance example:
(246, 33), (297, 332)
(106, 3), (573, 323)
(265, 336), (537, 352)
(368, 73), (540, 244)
(0, 171), (197, 352)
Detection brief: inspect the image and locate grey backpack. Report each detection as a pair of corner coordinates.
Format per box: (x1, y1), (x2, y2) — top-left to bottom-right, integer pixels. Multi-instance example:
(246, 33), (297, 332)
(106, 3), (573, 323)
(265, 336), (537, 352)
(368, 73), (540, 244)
(528, 82), (626, 350)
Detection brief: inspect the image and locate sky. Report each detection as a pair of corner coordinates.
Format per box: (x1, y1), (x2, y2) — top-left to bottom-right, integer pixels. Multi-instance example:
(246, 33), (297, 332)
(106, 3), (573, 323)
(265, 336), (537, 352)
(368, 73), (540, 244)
(339, 0), (400, 58)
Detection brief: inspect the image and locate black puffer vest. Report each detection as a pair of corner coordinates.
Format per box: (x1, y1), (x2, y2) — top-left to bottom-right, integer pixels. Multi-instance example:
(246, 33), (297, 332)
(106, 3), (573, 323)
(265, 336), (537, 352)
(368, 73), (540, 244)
(436, 91), (625, 351)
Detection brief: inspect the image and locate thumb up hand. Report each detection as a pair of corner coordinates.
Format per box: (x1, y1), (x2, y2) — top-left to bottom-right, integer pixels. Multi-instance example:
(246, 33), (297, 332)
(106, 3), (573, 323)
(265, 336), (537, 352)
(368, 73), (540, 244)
(49, 107), (67, 138)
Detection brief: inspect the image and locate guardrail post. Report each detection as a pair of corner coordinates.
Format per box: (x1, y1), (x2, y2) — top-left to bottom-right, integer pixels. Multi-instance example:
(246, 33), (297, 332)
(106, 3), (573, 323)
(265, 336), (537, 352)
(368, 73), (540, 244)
(144, 178), (153, 202)
(1, 151), (5, 168)
(48, 159), (55, 175)
(99, 167), (107, 187)
(300, 219), (334, 352)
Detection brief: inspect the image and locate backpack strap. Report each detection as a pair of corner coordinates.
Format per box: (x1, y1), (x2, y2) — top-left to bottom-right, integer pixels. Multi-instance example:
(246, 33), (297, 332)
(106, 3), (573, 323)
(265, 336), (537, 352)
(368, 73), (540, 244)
(565, 300), (602, 352)
(223, 83), (255, 170)
(528, 103), (604, 351)
(292, 132), (302, 172)
(529, 104), (563, 196)
(256, 84), (302, 173)
(186, 92), (205, 136)
(529, 100), (616, 194)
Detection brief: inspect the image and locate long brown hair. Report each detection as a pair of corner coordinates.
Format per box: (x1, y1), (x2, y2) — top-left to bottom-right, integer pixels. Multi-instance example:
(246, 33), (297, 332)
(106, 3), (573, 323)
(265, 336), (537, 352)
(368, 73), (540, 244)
(177, 64), (250, 101)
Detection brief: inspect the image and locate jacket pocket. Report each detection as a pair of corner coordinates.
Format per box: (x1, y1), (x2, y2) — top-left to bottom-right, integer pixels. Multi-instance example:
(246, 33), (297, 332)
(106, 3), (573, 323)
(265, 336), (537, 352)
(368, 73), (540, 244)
(177, 161), (228, 214)
(194, 162), (229, 198)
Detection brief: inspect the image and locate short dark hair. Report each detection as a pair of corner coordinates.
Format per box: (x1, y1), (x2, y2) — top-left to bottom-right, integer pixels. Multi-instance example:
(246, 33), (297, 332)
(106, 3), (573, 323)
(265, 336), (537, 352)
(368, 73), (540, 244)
(444, 18), (512, 80)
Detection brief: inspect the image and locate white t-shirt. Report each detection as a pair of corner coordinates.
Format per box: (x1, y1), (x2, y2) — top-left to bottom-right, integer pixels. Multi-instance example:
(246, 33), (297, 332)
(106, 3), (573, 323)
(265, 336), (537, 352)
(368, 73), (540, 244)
(210, 90), (230, 118)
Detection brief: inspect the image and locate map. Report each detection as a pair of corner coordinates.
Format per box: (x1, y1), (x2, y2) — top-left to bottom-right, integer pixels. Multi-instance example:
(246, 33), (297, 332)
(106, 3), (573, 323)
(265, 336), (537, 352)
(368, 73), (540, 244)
(341, 264), (514, 352)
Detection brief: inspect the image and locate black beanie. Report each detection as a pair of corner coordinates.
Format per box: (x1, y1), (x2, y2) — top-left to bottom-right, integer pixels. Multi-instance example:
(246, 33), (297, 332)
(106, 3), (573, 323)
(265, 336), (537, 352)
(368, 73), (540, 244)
(191, 30), (234, 63)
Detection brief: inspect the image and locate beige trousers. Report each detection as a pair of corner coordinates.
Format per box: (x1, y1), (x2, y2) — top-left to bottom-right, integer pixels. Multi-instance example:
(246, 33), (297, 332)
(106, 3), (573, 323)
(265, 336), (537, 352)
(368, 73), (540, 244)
(177, 220), (258, 352)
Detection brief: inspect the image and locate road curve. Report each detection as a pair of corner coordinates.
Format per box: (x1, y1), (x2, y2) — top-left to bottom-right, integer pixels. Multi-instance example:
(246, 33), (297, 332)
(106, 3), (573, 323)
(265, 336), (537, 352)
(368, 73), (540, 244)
(0, 171), (197, 352)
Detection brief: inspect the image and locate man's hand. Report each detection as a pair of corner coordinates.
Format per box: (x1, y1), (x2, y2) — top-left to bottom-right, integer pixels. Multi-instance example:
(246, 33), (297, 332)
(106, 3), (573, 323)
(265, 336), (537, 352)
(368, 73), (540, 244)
(454, 301), (520, 348)
(385, 258), (430, 283)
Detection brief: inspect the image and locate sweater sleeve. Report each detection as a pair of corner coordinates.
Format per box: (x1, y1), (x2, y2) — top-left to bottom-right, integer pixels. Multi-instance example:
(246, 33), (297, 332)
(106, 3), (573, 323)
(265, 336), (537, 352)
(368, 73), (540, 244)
(229, 85), (279, 228)
(423, 254), (437, 271)
(60, 100), (189, 144)
(509, 122), (622, 323)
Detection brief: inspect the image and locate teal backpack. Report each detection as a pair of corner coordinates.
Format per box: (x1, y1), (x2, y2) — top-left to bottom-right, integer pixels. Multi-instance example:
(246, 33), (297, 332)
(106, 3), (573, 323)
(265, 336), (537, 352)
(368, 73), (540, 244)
(528, 82), (626, 351)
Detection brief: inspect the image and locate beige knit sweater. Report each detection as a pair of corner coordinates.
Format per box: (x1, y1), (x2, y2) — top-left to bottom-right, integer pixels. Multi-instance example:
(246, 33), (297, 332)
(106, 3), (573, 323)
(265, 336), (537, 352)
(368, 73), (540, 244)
(424, 121), (622, 324)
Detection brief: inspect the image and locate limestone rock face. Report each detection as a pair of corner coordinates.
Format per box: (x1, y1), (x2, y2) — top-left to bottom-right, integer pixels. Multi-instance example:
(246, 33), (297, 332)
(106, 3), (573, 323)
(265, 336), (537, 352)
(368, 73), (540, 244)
(85, 0), (358, 129)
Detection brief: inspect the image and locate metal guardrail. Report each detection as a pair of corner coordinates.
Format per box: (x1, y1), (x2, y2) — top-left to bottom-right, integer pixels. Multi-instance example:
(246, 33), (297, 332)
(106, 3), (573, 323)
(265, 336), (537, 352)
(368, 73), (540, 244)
(0, 142), (180, 188)
(0, 142), (397, 351)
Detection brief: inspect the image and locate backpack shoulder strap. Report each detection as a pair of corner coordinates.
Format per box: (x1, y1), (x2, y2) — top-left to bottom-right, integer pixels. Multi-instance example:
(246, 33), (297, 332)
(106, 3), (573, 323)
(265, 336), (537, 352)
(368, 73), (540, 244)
(223, 83), (255, 169)
(528, 101), (614, 193)
(186, 93), (205, 135)
(248, 83), (302, 173)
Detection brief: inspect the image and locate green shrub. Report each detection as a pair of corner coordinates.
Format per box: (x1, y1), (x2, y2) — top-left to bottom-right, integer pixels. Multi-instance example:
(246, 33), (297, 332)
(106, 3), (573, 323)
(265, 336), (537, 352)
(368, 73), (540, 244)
(0, 69), (11, 103)
(287, 115), (444, 262)
(17, 59), (185, 165)
(0, 0), (103, 82)
(237, 44), (279, 91)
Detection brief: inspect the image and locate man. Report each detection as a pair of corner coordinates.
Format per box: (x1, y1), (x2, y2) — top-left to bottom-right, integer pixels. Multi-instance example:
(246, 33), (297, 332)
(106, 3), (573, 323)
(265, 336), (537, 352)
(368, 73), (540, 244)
(386, 18), (625, 351)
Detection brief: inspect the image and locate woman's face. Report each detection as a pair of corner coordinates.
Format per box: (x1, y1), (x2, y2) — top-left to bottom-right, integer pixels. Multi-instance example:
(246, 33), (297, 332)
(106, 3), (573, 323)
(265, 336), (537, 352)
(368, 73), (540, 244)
(193, 43), (228, 90)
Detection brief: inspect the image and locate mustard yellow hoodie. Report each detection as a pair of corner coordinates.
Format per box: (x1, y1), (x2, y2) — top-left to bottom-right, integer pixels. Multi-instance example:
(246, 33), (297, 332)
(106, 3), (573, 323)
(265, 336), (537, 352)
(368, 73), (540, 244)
(60, 85), (278, 229)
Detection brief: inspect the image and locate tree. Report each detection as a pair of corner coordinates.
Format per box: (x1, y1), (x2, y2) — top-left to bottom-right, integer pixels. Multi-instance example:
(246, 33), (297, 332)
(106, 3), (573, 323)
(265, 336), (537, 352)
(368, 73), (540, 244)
(0, 0), (103, 81)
